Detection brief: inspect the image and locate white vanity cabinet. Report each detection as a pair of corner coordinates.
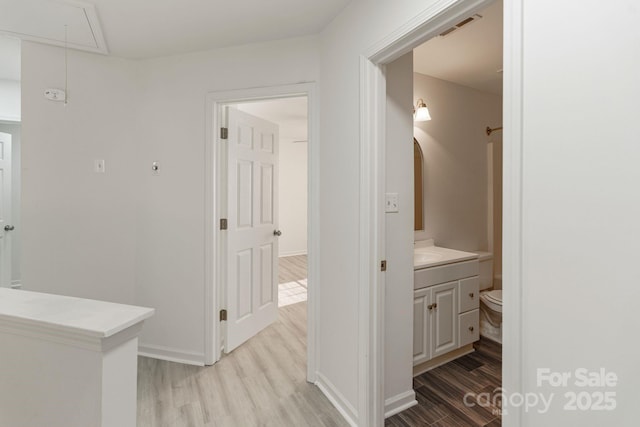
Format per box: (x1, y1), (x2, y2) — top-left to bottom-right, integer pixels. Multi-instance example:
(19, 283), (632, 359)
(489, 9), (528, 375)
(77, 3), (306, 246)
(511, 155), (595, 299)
(413, 259), (480, 375)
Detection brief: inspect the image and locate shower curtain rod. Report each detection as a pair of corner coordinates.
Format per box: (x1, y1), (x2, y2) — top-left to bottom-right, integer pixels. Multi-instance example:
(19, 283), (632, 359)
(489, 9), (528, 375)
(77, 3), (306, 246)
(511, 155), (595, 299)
(486, 126), (503, 136)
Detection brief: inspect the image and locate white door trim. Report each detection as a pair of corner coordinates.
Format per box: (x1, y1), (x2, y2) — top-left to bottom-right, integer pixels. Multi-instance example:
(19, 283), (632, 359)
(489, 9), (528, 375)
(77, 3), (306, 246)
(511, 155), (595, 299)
(359, 0), (524, 425)
(205, 83), (319, 383)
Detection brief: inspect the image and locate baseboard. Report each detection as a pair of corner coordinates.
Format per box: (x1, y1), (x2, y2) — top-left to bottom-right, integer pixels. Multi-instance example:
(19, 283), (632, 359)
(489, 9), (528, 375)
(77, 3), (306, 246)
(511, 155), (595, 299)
(384, 389), (417, 418)
(138, 343), (205, 366)
(413, 344), (475, 377)
(10, 281), (21, 289)
(315, 372), (358, 427)
(279, 250), (308, 258)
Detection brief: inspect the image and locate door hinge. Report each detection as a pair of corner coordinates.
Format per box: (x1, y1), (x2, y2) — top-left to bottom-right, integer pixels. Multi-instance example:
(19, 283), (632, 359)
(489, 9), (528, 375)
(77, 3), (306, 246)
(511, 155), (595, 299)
(220, 127), (228, 139)
(219, 309), (227, 321)
(381, 260), (387, 272)
(220, 218), (228, 230)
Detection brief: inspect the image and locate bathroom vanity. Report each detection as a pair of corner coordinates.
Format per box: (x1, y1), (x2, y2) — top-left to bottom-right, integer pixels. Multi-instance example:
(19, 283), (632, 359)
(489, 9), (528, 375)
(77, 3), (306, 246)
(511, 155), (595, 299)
(413, 241), (480, 376)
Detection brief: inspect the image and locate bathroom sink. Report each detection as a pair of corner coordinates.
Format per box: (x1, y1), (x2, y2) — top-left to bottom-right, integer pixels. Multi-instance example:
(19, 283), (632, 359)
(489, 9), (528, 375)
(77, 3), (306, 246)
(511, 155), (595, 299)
(413, 239), (479, 269)
(414, 252), (443, 264)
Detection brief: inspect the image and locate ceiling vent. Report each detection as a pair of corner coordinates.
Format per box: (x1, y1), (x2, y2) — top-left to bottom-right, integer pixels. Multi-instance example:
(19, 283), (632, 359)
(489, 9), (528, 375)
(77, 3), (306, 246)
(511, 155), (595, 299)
(438, 14), (483, 38)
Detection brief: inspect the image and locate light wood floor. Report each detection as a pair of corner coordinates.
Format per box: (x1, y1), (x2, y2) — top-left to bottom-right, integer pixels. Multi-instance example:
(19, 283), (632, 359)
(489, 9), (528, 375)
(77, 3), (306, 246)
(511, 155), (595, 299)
(137, 301), (347, 427)
(278, 255), (307, 284)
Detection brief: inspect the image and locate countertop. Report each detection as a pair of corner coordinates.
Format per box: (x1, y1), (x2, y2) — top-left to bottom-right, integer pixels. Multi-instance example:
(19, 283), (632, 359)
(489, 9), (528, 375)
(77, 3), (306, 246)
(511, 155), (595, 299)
(414, 239), (479, 269)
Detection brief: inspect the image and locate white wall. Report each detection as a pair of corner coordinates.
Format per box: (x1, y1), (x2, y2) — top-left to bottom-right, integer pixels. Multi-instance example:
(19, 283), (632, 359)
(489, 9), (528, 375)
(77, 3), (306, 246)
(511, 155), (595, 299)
(134, 36), (319, 361)
(0, 79), (20, 121)
(20, 37), (319, 364)
(322, 0), (640, 424)
(318, 0), (448, 421)
(384, 52), (415, 414)
(18, 0), (640, 424)
(413, 73), (501, 252)
(21, 41), (139, 304)
(20, 37), (318, 364)
(0, 121), (21, 285)
(518, 1), (640, 425)
(278, 137), (308, 257)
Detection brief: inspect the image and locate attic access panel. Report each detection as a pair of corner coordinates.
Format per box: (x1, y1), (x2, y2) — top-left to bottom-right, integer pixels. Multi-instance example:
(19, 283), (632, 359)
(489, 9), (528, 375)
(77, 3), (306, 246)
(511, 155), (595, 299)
(0, 0), (108, 54)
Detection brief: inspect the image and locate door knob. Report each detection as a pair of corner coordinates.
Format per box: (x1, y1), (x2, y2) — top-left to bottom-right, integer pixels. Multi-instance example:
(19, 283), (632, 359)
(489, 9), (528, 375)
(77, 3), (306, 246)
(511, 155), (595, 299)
(4, 225), (14, 231)
(273, 230), (282, 236)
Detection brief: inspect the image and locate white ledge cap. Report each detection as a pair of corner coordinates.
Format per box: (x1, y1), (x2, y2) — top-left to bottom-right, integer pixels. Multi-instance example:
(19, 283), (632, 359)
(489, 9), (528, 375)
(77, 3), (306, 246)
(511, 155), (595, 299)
(0, 288), (154, 339)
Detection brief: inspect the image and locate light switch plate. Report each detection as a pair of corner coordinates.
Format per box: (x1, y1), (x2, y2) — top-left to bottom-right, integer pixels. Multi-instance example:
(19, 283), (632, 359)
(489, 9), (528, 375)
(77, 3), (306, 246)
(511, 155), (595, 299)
(385, 193), (399, 213)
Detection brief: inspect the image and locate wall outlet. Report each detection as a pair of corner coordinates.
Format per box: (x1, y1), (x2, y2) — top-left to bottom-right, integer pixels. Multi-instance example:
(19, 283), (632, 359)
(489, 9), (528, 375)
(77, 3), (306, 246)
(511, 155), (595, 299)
(385, 193), (399, 213)
(95, 159), (105, 173)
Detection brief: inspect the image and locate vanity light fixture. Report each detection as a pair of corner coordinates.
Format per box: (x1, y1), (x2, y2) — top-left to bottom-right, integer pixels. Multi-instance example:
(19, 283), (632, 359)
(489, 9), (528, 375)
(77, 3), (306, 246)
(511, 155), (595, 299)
(414, 99), (431, 122)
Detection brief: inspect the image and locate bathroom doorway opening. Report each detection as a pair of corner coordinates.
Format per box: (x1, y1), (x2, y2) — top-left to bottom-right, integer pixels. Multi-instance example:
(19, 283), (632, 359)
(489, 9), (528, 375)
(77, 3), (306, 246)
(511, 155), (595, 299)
(357, 0), (523, 424)
(386, 0), (505, 423)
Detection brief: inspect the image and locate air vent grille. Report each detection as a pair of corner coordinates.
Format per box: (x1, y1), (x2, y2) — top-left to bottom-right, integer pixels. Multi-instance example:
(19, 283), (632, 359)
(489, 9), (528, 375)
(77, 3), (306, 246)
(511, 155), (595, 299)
(438, 14), (483, 37)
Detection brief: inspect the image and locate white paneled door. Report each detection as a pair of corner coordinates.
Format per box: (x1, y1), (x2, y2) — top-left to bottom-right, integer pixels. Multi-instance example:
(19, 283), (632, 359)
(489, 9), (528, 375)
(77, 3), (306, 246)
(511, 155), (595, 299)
(224, 108), (280, 353)
(0, 132), (12, 288)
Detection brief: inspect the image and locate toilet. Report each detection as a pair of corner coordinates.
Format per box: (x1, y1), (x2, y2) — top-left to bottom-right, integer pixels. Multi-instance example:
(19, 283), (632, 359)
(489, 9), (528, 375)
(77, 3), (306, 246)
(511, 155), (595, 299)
(475, 251), (502, 344)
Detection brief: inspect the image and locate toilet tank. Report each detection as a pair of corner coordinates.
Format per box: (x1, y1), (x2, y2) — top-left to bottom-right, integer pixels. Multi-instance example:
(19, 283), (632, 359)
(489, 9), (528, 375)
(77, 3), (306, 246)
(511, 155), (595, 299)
(474, 251), (493, 290)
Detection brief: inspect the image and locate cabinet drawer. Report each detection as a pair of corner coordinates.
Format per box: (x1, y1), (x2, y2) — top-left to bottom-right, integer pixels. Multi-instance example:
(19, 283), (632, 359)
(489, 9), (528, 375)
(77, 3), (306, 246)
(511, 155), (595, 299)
(458, 276), (479, 313)
(458, 309), (479, 347)
(415, 260), (479, 289)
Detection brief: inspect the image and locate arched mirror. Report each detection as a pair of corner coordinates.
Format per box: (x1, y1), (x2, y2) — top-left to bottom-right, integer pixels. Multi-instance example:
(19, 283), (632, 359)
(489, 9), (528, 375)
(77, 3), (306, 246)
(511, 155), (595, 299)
(414, 138), (424, 231)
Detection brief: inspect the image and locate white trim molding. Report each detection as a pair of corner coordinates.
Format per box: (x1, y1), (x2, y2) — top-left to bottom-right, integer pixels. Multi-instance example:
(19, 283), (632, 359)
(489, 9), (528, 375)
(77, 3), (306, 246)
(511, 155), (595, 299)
(278, 250), (308, 258)
(501, 0), (525, 425)
(357, 53), (386, 427)
(138, 343), (205, 367)
(205, 83), (320, 386)
(384, 390), (417, 419)
(315, 372), (358, 427)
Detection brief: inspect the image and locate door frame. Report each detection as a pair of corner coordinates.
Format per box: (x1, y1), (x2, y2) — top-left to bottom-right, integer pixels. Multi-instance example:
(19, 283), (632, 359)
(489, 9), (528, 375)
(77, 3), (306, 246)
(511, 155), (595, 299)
(205, 83), (319, 383)
(359, 0), (524, 425)
(0, 131), (12, 288)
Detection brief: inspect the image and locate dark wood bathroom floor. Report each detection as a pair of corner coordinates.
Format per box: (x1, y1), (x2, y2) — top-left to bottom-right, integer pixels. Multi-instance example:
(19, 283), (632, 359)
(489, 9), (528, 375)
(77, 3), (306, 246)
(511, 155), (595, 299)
(386, 338), (502, 427)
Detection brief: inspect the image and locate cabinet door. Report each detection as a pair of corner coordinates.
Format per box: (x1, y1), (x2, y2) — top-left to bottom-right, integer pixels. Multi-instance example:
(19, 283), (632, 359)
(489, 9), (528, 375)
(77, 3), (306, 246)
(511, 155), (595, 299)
(413, 288), (431, 365)
(431, 281), (458, 358)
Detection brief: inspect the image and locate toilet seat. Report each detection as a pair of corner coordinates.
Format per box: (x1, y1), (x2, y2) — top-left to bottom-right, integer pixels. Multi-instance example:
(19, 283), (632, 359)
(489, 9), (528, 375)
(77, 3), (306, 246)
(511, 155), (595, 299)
(480, 290), (502, 312)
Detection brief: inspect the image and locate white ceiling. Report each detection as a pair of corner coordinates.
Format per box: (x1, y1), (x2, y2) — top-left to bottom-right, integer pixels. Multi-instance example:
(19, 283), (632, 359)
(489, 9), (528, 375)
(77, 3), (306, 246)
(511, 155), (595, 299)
(0, 35), (20, 81)
(236, 97), (307, 142)
(0, 0), (107, 54)
(414, 0), (503, 94)
(1, 0), (352, 59)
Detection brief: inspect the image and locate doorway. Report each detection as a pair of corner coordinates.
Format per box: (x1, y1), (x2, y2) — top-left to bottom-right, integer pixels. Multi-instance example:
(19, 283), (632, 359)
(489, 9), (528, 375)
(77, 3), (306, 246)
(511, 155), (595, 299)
(358, 0), (524, 425)
(0, 35), (21, 289)
(234, 98), (309, 309)
(205, 83), (319, 384)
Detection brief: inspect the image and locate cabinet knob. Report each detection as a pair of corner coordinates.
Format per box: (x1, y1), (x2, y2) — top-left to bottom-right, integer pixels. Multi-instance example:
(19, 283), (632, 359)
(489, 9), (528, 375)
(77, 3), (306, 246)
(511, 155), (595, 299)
(427, 304), (434, 310)
(469, 292), (474, 298)
(468, 326), (474, 332)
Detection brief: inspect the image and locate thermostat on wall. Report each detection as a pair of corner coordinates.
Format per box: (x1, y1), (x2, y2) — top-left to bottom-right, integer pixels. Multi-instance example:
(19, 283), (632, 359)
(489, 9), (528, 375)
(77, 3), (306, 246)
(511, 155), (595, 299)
(44, 88), (66, 102)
